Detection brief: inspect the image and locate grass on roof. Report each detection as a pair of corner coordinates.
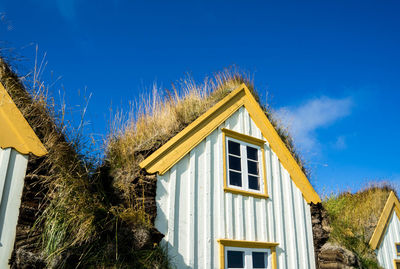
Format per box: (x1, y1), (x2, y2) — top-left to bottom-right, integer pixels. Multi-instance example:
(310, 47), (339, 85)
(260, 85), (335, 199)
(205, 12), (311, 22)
(323, 182), (396, 268)
(106, 68), (308, 201)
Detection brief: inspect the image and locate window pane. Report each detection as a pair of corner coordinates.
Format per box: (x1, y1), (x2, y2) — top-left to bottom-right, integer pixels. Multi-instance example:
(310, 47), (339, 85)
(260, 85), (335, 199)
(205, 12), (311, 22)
(247, 146), (258, 161)
(252, 252), (267, 268)
(229, 155), (242, 171)
(228, 140), (241, 156)
(248, 175), (260, 190)
(247, 160), (259, 175)
(229, 171), (242, 187)
(227, 251), (244, 268)
(397, 243), (400, 254)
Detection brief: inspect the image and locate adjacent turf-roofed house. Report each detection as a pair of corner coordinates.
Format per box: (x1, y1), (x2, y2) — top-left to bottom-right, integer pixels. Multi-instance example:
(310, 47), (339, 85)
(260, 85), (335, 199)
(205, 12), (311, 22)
(140, 83), (321, 268)
(0, 82), (47, 267)
(369, 191), (400, 269)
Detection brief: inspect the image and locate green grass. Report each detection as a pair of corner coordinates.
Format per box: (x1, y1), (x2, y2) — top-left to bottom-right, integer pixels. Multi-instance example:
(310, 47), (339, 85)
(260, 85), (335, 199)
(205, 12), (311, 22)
(323, 183), (396, 268)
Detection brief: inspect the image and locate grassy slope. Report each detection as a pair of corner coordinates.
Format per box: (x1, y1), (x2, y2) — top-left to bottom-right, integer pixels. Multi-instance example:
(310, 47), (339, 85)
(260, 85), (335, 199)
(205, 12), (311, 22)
(323, 184), (395, 268)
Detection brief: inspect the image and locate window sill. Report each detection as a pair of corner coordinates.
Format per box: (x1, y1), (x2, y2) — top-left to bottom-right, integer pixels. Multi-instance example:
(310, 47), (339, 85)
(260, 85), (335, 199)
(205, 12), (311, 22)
(224, 187), (269, 199)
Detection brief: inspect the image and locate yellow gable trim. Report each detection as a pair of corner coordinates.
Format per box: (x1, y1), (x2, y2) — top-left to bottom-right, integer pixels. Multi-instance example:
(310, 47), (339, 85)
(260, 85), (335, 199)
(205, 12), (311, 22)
(139, 84), (321, 203)
(370, 191), (400, 250)
(0, 82), (47, 157)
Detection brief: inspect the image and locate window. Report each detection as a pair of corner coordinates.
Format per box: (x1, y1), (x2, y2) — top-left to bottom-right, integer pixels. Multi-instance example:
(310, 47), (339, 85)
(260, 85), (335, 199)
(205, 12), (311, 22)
(396, 243), (400, 256)
(218, 239), (278, 269)
(222, 128), (268, 198)
(227, 139), (261, 191)
(225, 247), (270, 269)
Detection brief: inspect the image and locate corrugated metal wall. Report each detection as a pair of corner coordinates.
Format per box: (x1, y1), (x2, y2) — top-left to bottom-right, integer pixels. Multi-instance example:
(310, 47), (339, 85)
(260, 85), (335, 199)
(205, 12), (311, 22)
(155, 107), (316, 268)
(376, 212), (400, 269)
(0, 148), (28, 268)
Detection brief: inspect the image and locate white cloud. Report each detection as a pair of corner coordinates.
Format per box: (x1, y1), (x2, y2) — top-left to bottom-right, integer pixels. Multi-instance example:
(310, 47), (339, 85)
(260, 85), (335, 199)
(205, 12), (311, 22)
(275, 96), (352, 152)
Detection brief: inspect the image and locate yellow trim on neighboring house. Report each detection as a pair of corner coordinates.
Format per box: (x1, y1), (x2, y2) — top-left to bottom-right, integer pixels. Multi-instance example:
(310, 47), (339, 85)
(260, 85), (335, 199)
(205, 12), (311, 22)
(217, 239), (278, 269)
(222, 128), (268, 199)
(393, 259), (400, 269)
(139, 83), (321, 203)
(369, 192), (400, 250)
(0, 82), (47, 157)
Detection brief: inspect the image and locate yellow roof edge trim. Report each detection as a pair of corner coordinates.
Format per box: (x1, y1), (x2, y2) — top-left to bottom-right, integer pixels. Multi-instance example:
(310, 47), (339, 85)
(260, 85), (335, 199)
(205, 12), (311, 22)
(139, 83), (321, 203)
(0, 82), (47, 157)
(369, 191), (400, 250)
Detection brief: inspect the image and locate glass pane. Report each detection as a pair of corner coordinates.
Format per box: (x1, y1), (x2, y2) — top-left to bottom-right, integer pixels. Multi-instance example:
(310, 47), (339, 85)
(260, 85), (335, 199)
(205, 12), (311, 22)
(247, 160), (259, 175)
(227, 250), (244, 268)
(247, 146), (258, 161)
(228, 140), (241, 156)
(229, 155), (242, 171)
(252, 252), (267, 268)
(229, 171), (242, 187)
(397, 243), (400, 254)
(248, 175), (260, 190)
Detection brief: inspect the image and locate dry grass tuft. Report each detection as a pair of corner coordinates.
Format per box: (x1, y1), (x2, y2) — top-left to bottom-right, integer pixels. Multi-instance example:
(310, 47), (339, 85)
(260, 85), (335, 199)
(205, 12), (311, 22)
(107, 69), (252, 199)
(0, 56), (101, 265)
(323, 182), (396, 268)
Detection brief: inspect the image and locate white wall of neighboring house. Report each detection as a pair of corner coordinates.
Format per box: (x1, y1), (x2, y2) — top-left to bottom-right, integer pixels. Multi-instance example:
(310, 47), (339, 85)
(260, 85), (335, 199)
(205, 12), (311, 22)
(155, 107), (316, 268)
(376, 212), (400, 269)
(0, 147), (29, 268)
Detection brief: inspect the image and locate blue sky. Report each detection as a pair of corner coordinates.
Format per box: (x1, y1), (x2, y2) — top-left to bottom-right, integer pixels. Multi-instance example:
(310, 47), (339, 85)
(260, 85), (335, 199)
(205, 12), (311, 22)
(1, 0), (399, 195)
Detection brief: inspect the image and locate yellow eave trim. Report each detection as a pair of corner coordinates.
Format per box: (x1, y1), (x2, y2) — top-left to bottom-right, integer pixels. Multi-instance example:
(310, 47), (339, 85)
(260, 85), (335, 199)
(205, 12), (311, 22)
(0, 82), (47, 156)
(139, 83), (321, 203)
(369, 191), (400, 250)
(218, 239), (278, 269)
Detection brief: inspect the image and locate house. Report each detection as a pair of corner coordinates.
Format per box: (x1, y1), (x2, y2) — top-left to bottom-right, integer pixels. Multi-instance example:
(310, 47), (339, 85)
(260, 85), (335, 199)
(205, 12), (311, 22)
(0, 82), (47, 267)
(370, 191), (400, 269)
(140, 83), (321, 268)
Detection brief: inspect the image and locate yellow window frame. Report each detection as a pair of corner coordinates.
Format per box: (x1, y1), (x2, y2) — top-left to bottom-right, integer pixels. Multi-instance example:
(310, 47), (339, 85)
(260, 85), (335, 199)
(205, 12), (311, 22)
(218, 239), (278, 269)
(222, 128), (268, 199)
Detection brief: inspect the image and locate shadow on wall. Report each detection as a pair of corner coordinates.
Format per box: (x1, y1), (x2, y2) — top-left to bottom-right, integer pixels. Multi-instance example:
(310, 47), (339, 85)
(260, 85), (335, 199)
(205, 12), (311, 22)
(165, 241), (186, 268)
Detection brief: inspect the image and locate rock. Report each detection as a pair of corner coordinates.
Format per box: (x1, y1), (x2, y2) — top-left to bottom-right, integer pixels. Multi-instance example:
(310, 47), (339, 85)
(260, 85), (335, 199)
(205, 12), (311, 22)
(10, 247), (46, 269)
(132, 226), (164, 250)
(318, 243), (361, 269)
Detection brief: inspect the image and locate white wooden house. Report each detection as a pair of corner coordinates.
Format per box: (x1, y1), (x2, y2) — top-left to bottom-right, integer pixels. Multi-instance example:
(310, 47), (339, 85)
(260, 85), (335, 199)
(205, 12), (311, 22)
(0, 82), (47, 267)
(140, 84), (321, 268)
(370, 191), (400, 269)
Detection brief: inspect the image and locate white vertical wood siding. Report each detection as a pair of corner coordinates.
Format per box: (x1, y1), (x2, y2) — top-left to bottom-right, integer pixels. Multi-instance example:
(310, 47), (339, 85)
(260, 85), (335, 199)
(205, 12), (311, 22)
(376, 212), (400, 269)
(155, 107), (316, 268)
(0, 148), (28, 268)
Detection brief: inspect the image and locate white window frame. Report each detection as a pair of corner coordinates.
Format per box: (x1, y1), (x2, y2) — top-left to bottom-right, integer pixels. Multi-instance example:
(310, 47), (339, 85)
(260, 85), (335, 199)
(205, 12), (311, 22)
(226, 136), (264, 194)
(225, 246), (271, 269)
